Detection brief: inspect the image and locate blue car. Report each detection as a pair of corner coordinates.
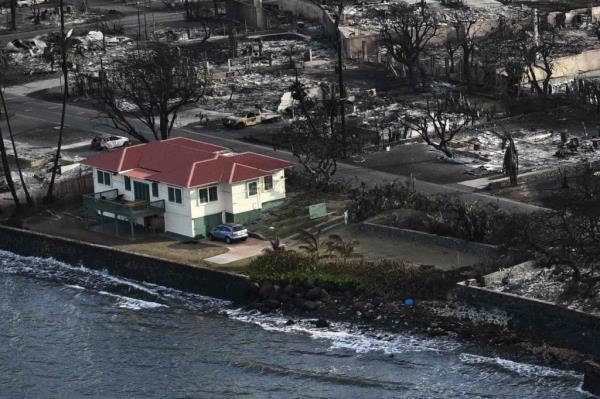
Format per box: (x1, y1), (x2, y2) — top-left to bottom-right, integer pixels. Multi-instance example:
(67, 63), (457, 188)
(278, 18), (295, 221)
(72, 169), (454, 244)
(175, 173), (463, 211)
(208, 224), (249, 244)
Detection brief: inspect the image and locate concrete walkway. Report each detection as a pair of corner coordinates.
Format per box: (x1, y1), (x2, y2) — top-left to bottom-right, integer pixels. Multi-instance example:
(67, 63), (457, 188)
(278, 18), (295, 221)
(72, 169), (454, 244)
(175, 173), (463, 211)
(204, 238), (270, 265)
(4, 78), (61, 96)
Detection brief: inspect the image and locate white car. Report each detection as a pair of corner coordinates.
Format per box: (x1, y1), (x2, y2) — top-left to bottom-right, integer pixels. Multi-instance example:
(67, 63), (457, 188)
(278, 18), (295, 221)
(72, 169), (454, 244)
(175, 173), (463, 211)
(17, 0), (33, 7)
(90, 135), (131, 151)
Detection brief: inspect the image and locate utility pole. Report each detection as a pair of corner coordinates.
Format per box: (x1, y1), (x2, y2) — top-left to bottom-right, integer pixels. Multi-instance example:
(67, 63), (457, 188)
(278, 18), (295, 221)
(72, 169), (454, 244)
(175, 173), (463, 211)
(137, 2), (141, 44)
(334, 1), (348, 158)
(143, 0), (148, 40)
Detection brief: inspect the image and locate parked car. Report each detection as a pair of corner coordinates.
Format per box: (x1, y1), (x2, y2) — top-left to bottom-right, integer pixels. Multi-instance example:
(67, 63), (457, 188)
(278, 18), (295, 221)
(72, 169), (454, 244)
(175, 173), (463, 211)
(90, 135), (131, 151)
(222, 109), (281, 129)
(208, 223), (248, 244)
(17, 0), (33, 7)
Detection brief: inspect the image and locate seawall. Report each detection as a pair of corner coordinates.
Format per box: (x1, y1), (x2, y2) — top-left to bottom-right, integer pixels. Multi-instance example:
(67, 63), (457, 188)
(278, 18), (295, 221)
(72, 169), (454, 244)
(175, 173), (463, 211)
(455, 280), (600, 358)
(0, 225), (250, 302)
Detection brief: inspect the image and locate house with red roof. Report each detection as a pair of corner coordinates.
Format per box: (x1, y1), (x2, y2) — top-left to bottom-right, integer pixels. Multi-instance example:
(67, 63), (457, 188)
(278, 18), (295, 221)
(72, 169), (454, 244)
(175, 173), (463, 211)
(81, 137), (294, 238)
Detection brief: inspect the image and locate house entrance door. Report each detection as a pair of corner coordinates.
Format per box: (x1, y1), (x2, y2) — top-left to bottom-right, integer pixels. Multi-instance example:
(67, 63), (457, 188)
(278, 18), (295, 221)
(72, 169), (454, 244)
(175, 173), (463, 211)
(133, 181), (150, 202)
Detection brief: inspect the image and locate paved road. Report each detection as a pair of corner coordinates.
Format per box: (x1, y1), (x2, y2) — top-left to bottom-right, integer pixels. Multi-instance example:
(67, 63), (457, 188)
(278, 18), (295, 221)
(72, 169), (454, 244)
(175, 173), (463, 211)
(3, 86), (546, 214)
(0, 9), (184, 42)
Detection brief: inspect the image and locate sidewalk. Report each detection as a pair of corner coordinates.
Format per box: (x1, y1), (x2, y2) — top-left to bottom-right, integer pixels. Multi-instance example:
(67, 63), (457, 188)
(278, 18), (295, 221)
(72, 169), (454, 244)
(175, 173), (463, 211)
(4, 77), (61, 96)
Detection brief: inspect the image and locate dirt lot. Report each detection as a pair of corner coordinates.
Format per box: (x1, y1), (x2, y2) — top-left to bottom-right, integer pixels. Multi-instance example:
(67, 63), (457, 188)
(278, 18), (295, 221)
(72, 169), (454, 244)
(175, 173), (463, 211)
(489, 163), (600, 209)
(308, 224), (486, 271)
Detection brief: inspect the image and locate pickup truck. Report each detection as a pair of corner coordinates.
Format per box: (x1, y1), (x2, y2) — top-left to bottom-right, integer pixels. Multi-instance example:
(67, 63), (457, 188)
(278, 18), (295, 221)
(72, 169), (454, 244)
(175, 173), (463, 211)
(222, 110), (281, 129)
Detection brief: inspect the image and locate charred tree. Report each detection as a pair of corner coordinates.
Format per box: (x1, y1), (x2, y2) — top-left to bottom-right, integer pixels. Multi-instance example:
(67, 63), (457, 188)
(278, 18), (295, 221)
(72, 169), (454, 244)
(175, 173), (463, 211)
(95, 42), (209, 141)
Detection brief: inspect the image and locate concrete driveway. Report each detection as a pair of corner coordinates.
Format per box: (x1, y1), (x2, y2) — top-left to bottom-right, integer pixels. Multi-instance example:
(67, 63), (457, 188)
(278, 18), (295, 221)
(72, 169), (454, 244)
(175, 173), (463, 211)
(204, 237), (270, 265)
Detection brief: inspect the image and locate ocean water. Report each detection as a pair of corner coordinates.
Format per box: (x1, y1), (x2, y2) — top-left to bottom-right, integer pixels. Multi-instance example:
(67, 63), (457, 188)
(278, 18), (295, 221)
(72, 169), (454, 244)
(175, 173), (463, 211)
(0, 250), (593, 399)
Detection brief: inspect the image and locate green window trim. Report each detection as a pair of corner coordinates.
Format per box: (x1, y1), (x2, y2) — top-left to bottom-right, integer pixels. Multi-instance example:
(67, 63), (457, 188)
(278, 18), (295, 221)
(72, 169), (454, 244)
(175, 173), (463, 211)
(168, 186), (182, 204)
(124, 176), (131, 191)
(151, 182), (159, 197)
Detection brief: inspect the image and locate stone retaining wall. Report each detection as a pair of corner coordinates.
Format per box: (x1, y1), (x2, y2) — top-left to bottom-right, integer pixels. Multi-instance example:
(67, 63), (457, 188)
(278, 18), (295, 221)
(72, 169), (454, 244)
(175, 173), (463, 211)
(455, 281), (600, 359)
(0, 226), (250, 302)
(359, 222), (499, 256)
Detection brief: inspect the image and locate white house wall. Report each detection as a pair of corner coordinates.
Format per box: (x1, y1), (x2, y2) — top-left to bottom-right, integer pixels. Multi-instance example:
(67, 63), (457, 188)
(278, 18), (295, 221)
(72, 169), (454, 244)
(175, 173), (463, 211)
(91, 167), (288, 237)
(189, 183), (227, 219)
(231, 169), (286, 214)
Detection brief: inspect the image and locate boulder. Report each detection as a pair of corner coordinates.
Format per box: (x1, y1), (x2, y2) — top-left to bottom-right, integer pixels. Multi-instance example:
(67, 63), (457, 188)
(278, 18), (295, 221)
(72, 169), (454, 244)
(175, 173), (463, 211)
(258, 282), (274, 300)
(315, 318), (330, 328)
(248, 282), (260, 295)
(305, 287), (322, 301)
(265, 299), (281, 309)
(303, 300), (321, 311)
(270, 284), (281, 300)
(303, 278), (316, 290)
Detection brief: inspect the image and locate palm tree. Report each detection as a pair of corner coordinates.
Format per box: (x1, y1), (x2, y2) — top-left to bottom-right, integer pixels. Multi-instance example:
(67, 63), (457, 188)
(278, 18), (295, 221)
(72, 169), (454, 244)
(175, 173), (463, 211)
(325, 234), (362, 265)
(298, 228), (329, 260)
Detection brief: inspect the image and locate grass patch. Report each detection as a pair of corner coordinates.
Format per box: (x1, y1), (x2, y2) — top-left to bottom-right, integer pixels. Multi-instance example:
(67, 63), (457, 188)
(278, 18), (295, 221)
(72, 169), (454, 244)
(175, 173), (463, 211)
(115, 240), (227, 267)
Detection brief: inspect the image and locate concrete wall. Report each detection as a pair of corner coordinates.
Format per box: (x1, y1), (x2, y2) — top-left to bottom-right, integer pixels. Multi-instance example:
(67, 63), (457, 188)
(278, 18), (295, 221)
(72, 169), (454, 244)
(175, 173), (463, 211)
(226, 0), (269, 30)
(0, 225), (250, 302)
(277, 0), (337, 37)
(456, 273), (600, 358)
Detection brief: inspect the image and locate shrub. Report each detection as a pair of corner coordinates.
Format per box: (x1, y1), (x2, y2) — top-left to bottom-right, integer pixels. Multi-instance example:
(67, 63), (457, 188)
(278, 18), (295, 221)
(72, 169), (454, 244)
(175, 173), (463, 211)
(247, 251), (317, 281)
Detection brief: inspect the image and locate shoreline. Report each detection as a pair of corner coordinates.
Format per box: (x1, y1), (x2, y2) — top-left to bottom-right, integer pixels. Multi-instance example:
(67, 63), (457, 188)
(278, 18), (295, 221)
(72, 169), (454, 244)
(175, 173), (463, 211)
(244, 279), (594, 377)
(0, 223), (596, 386)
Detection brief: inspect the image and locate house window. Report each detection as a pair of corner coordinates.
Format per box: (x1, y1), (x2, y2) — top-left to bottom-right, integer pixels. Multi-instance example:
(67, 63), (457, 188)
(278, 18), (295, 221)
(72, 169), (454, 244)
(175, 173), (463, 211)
(199, 185), (218, 204)
(97, 170), (111, 186)
(263, 175), (273, 191)
(168, 187), (182, 204)
(247, 181), (258, 197)
(151, 182), (159, 197)
(124, 176), (131, 191)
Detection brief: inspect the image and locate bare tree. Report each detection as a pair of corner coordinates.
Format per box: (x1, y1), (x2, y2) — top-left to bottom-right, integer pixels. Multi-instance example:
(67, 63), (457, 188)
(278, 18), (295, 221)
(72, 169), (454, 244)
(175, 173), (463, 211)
(443, 32), (460, 77)
(454, 14), (479, 86)
(399, 93), (477, 158)
(516, 29), (557, 97)
(281, 78), (342, 186)
(95, 43), (209, 141)
(374, 0), (438, 89)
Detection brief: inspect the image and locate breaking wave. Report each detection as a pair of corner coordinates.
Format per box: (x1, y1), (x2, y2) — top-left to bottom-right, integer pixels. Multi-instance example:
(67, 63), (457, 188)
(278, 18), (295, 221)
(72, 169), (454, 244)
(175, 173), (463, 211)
(0, 249), (228, 312)
(459, 353), (583, 381)
(226, 308), (461, 355)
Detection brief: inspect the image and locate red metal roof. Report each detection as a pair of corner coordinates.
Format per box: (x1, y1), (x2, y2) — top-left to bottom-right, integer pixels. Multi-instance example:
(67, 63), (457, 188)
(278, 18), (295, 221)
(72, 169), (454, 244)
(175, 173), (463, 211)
(81, 137), (293, 188)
